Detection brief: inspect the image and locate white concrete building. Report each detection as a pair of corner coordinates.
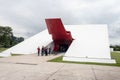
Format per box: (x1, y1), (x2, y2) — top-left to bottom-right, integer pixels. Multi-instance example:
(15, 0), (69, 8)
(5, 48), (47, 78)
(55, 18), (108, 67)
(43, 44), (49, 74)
(63, 25), (116, 63)
(0, 24), (116, 63)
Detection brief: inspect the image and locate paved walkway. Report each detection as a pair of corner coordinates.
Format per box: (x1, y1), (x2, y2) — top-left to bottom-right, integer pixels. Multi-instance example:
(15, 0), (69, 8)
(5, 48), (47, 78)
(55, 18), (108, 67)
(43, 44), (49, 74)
(0, 53), (120, 80)
(0, 53), (63, 64)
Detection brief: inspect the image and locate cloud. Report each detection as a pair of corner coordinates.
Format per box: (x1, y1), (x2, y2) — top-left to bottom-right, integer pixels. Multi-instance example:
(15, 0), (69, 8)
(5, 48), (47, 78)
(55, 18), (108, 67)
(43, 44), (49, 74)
(0, 0), (120, 45)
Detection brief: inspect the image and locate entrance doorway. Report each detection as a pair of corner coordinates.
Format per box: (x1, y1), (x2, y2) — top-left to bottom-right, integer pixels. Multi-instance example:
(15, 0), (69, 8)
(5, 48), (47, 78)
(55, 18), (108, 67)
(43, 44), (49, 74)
(59, 44), (69, 52)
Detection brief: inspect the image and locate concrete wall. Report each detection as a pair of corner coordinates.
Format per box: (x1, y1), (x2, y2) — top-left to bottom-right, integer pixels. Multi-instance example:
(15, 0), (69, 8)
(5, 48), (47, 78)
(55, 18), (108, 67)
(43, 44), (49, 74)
(0, 30), (52, 57)
(63, 25), (116, 63)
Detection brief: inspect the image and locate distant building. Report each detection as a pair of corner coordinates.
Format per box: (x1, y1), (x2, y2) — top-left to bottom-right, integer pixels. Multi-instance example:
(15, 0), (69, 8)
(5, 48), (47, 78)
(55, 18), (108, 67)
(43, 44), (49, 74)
(110, 48), (114, 52)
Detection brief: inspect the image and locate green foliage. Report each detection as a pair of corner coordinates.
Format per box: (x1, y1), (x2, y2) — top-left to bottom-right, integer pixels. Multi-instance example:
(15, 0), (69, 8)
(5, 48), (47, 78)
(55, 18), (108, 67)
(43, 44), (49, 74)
(111, 52), (120, 63)
(48, 56), (63, 62)
(0, 48), (8, 52)
(0, 26), (12, 48)
(110, 45), (120, 51)
(11, 54), (23, 56)
(0, 26), (24, 48)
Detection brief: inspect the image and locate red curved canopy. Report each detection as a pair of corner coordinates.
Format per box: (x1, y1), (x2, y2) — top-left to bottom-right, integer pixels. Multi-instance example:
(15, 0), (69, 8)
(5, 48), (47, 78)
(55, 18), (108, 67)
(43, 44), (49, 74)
(45, 18), (73, 41)
(45, 18), (73, 51)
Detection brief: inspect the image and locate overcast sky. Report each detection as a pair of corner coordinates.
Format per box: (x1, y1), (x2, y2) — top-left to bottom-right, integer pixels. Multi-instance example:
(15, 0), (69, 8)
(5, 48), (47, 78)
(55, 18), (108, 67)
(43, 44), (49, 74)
(0, 0), (120, 45)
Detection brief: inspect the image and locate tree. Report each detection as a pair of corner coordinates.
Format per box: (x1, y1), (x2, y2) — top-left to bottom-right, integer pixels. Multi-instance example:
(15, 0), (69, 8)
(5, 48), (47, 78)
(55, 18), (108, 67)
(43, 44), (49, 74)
(0, 26), (24, 48)
(110, 45), (120, 51)
(0, 26), (12, 47)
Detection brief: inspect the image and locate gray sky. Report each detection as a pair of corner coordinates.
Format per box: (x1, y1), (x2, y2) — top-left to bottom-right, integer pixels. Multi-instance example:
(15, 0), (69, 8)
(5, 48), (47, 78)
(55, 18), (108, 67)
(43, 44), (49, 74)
(0, 0), (120, 45)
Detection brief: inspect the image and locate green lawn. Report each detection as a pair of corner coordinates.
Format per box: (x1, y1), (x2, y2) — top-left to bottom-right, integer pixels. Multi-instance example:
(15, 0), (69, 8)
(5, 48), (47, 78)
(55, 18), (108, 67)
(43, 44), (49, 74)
(0, 48), (8, 53)
(111, 52), (120, 63)
(48, 52), (120, 67)
(0, 48), (23, 56)
(11, 54), (23, 56)
(0, 48), (7, 58)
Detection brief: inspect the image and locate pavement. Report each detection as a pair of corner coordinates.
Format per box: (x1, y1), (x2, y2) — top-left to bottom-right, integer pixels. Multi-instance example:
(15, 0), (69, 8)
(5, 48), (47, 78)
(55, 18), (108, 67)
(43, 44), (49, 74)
(0, 53), (120, 80)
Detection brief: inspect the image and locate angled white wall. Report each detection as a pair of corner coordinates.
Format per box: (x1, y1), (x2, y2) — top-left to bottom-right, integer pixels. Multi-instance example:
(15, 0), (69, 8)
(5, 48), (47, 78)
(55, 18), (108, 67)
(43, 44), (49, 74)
(0, 24), (116, 63)
(0, 30), (52, 57)
(63, 25), (116, 63)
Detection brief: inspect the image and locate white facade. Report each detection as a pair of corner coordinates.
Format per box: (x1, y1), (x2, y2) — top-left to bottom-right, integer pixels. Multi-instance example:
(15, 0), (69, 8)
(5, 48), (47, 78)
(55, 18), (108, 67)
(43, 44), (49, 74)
(0, 30), (52, 57)
(63, 25), (116, 63)
(0, 24), (116, 63)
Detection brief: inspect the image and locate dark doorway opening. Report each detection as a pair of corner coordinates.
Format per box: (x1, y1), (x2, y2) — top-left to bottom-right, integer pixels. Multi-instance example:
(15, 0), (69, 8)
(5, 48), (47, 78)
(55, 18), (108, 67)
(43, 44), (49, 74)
(59, 44), (69, 52)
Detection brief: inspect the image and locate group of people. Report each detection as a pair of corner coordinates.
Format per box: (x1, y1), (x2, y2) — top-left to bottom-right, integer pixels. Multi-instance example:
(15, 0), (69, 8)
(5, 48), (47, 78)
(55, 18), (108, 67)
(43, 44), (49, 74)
(37, 46), (52, 56)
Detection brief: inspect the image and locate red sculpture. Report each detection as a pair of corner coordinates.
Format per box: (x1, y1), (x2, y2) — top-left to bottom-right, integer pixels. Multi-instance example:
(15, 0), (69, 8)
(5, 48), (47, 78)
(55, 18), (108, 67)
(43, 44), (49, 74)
(45, 18), (73, 52)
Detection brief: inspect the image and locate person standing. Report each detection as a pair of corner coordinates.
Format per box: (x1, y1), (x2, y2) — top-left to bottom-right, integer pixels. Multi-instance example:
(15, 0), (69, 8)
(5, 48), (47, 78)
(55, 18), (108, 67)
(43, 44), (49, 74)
(45, 47), (48, 56)
(41, 46), (44, 56)
(37, 46), (40, 56)
(48, 47), (51, 55)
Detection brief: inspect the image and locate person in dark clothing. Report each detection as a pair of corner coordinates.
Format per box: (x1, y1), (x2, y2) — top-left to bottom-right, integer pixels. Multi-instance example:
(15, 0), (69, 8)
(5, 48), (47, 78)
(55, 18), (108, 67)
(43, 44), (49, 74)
(45, 47), (48, 56)
(48, 47), (51, 55)
(41, 46), (44, 56)
(37, 47), (40, 56)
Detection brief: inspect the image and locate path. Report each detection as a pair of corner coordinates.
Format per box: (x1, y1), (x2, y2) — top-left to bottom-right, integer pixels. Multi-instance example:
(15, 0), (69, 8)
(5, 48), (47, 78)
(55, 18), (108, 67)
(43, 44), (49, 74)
(0, 53), (120, 80)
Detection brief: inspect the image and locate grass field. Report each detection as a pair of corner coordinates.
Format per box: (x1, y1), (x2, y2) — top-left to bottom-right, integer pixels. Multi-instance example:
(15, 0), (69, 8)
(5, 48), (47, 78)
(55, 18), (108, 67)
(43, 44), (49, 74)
(111, 52), (120, 63)
(0, 48), (8, 53)
(0, 48), (23, 56)
(11, 54), (23, 56)
(48, 52), (120, 67)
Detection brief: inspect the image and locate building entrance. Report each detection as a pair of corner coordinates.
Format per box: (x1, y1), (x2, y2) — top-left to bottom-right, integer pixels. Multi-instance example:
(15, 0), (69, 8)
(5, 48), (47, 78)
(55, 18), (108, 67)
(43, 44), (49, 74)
(59, 44), (69, 52)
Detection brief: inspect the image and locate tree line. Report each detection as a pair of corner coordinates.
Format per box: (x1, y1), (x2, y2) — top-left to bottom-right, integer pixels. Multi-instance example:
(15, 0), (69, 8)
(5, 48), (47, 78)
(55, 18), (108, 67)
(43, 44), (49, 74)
(0, 26), (24, 48)
(110, 45), (120, 51)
